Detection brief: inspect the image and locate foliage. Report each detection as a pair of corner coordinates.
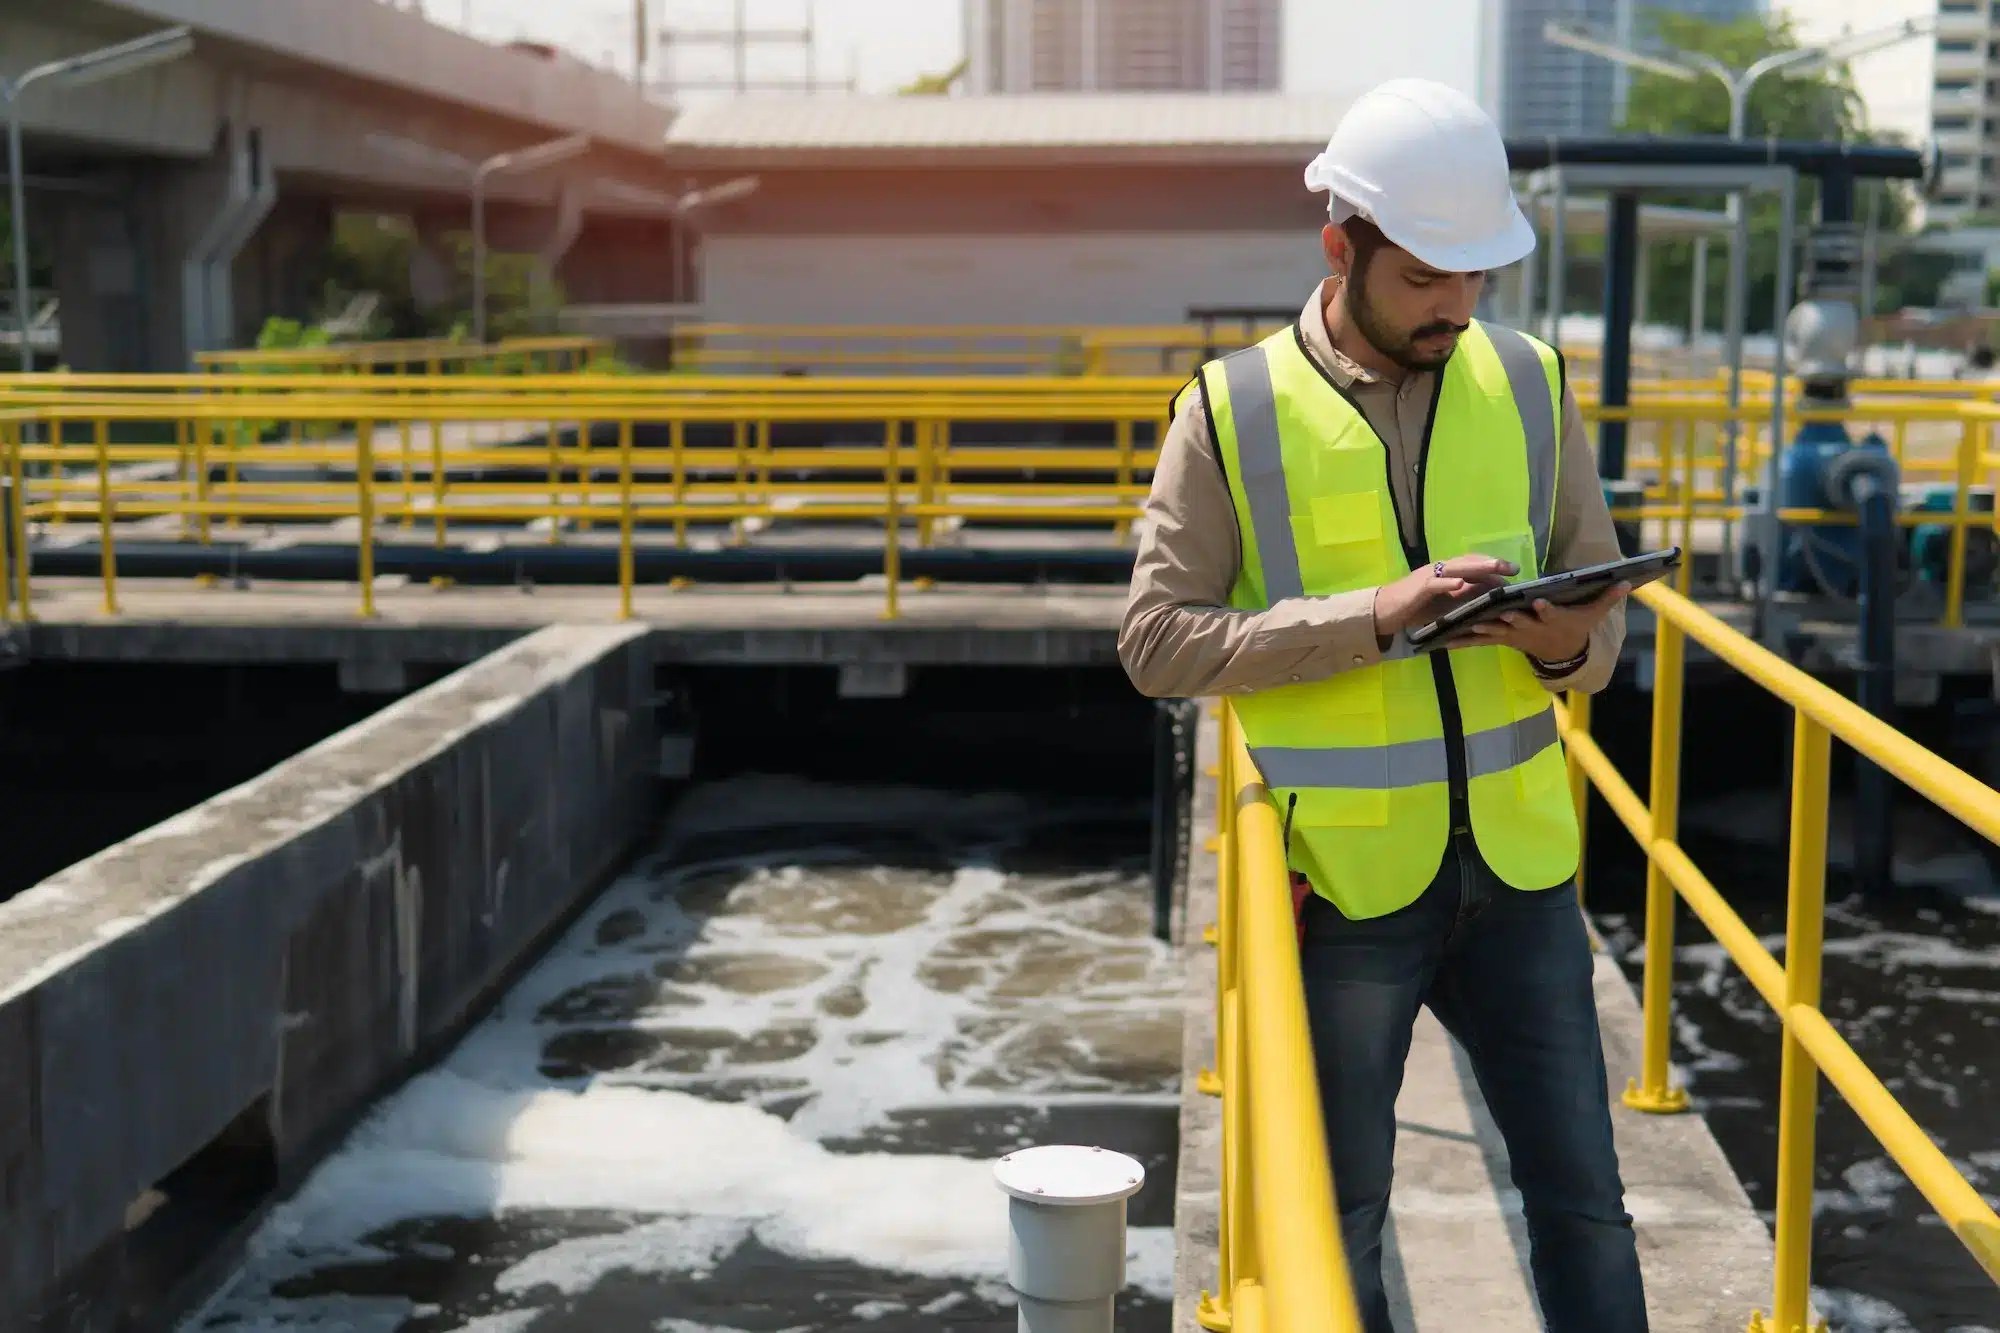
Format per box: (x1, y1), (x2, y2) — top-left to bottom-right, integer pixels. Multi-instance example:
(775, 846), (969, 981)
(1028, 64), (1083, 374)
(1611, 8), (1922, 330)
(295, 212), (565, 345)
(898, 59), (968, 96)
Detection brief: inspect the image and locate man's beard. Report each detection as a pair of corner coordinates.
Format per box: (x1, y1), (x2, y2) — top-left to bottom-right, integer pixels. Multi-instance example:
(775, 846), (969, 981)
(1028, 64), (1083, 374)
(1349, 275), (1469, 373)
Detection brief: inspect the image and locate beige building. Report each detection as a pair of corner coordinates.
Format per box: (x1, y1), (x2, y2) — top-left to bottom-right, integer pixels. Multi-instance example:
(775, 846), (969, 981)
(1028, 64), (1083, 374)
(1932, 0), (1996, 220)
(961, 0), (1281, 94)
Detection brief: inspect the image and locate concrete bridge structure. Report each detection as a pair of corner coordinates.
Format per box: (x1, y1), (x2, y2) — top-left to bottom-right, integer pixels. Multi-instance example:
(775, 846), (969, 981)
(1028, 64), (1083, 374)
(1, 0), (683, 371)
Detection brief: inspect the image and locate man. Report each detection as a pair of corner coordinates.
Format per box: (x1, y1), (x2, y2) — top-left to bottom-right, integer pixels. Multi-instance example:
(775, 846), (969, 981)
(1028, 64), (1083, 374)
(1118, 79), (1647, 1331)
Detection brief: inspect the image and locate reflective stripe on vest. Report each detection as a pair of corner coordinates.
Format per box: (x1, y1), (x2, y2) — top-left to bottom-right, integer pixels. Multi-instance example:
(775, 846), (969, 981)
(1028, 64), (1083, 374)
(1250, 709), (1556, 791)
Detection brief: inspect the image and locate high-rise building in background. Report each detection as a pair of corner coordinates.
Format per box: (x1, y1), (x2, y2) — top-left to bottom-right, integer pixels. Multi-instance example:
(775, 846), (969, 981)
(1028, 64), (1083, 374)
(1931, 0), (1998, 221)
(1494, 0), (1766, 138)
(962, 0), (1281, 94)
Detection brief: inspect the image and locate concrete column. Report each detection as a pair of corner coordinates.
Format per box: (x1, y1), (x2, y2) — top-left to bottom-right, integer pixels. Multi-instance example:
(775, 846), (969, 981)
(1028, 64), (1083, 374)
(64, 116), (279, 369)
(407, 223), (458, 318)
(232, 196), (333, 345)
(39, 188), (148, 372)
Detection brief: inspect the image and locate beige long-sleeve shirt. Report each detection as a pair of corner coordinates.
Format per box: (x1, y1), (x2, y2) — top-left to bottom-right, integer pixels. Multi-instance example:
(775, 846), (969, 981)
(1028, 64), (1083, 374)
(1119, 280), (1626, 700)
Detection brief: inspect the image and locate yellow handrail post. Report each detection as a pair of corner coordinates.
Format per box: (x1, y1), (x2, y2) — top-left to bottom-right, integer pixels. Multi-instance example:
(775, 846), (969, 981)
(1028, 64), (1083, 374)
(1947, 416), (1977, 628)
(1678, 419), (1696, 591)
(1757, 713), (1833, 1333)
(546, 417), (563, 545)
(618, 418), (636, 621)
(399, 416), (415, 529)
(9, 416), (29, 620)
(431, 415), (448, 550)
(755, 417), (772, 515)
(882, 419), (901, 620)
(1625, 613), (1691, 1114)
(95, 418), (117, 616)
(357, 419), (377, 619)
(671, 418), (689, 549)
(916, 419), (936, 548)
(224, 413), (242, 530)
(1565, 689), (1593, 905)
(193, 417), (212, 546)
(0, 418), (12, 625)
(1114, 417), (1136, 543)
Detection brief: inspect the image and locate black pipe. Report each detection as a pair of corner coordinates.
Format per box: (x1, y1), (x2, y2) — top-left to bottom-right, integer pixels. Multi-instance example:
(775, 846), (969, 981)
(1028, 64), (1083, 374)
(1854, 479), (1897, 896)
(1599, 192), (1639, 481)
(1506, 137), (1925, 180)
(1149, 699), (1195, 942)
(24, 540), (1139, 587)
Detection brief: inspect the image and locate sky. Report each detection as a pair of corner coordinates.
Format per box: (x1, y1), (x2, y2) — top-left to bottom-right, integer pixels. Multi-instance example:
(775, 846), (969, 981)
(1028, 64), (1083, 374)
(422, 0), (1922, 143)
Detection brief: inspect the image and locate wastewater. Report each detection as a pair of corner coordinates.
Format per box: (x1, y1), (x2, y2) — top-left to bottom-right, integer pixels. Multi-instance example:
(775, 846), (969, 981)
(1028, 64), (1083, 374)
(179, 777), (1181, 1333)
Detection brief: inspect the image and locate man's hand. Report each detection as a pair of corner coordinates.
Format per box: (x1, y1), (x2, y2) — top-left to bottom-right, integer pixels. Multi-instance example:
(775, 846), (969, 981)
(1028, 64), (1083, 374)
(1373, 555), (1517, 640)
(1454, 585), (1629, 663)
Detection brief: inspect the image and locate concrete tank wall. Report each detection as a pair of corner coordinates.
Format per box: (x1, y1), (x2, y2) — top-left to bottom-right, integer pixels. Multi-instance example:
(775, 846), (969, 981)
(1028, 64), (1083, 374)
(0, 624), (658, 1330)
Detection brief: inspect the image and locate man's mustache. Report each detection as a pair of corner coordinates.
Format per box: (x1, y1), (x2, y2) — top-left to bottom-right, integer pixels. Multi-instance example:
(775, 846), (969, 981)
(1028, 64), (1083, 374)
(1412, 321), (1469, 341)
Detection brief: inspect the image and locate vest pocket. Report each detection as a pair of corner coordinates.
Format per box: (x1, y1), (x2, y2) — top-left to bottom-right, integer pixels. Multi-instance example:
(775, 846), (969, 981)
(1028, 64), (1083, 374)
(1292, 494), (1387, 595)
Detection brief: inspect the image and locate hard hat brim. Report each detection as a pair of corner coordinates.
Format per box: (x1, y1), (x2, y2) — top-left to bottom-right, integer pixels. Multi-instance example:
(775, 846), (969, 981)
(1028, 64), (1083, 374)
(1376, 200), (1538, 275)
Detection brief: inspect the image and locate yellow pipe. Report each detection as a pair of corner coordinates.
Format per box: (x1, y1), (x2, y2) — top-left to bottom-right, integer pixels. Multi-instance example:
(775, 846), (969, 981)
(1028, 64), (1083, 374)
(1640, 584), (2000, 844)
(1626, 615), (1689, 1114)
(1785, 1006), (2000, 1283)
(1562, 691), (1593, 905)
(882, 419), (901, 620)
(618, 418), (635, 621)
(1768, 716), (1831, 1332)
(1947, 418), (1977, 628)
(1228, 735), (1366, 1331)
(357, 420), (376, 619)
(95, 418), (118, 615)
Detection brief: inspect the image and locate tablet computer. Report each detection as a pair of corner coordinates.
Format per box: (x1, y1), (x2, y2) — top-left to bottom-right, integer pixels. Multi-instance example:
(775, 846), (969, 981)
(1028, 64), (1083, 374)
(1405, 547), (1681, 651)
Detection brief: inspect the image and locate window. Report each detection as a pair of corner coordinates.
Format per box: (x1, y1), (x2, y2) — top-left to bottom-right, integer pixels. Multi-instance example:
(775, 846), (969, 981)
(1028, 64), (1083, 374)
(1940, 39), (1980, 54)
(1942, 0), (1981, 13)
(1940, 78), (1977, 93)
(1938, 115), (1976, 132)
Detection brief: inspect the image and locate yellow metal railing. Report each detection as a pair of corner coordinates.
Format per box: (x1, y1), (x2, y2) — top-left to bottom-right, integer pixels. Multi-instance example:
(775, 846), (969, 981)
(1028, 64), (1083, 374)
(7, 378), (2000, 632)
(1199, 702), (1365, 1333)
(0, 392), (1166, 622)
(192, 335), (610, 376)
(1557, 582), (2000, 1331)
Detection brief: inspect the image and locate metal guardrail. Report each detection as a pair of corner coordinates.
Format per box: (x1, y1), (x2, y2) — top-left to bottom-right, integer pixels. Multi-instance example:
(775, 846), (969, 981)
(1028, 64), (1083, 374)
(191, 335), (610, 375)
(1199, 703), (1366, 1333)
(6, 381), (2000, 627)
(0, 391), (1167, 621)
(1557, 582), (2000, 1331)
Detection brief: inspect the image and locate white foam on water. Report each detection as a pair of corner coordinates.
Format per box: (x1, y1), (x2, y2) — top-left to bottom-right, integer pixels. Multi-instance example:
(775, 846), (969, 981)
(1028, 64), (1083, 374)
(494, 1217), (749, 1296)
(447, 1312), (544, 1333)
(850, 1300), (905, 1320)
(1813, 1285), (1922, 1333)
(196, 777), (1181, 1328)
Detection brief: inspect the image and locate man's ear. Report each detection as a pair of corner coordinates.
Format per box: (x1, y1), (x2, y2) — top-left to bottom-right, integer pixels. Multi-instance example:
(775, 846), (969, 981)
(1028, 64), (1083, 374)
(1323, 223), (1351, 282)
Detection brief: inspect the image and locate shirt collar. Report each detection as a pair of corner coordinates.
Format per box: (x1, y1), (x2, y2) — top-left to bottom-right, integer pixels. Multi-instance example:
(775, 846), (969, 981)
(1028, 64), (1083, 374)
(1297, 277), (1379, 388)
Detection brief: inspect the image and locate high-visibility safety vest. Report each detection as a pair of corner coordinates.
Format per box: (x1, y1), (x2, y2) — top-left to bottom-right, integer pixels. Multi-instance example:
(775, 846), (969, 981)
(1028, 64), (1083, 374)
(1179, 320), (1581, 920)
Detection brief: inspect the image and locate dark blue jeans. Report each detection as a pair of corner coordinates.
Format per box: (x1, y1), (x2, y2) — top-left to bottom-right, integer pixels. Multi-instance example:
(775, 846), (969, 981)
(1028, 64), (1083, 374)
(1299, 828), (1648, 1332)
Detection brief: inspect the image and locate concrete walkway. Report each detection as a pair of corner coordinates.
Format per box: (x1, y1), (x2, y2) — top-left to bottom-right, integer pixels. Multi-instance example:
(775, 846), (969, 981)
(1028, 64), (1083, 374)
(1172, 713), (1775, 1332)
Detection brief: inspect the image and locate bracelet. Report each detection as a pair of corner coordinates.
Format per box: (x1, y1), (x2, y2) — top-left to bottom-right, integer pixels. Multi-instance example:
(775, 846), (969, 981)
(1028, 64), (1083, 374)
(1530, 645), (1589, 678)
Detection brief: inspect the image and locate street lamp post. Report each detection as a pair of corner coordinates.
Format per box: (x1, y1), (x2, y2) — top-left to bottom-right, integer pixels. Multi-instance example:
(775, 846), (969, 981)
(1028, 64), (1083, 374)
(2, 26), (195, 372)
(369, 132), (591, 343)
(1544, 16), (1932, 537)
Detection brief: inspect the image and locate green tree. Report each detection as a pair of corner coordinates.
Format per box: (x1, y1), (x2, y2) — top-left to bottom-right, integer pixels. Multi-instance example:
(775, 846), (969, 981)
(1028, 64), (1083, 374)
(1612, 7), (1917, 331)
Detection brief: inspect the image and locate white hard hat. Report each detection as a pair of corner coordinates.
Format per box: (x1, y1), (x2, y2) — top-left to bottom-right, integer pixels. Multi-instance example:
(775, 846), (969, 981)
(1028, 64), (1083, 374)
(1304, 78), (1533, 274)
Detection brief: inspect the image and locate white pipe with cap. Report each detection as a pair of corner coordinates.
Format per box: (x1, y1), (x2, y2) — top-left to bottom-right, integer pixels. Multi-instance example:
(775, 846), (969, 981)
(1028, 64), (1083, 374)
(994, 1144), (1145, 1333)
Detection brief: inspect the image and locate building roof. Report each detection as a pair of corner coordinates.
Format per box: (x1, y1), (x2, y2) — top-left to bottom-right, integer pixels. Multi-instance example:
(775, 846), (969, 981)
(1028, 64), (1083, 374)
(661, 93), (1351, 167)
